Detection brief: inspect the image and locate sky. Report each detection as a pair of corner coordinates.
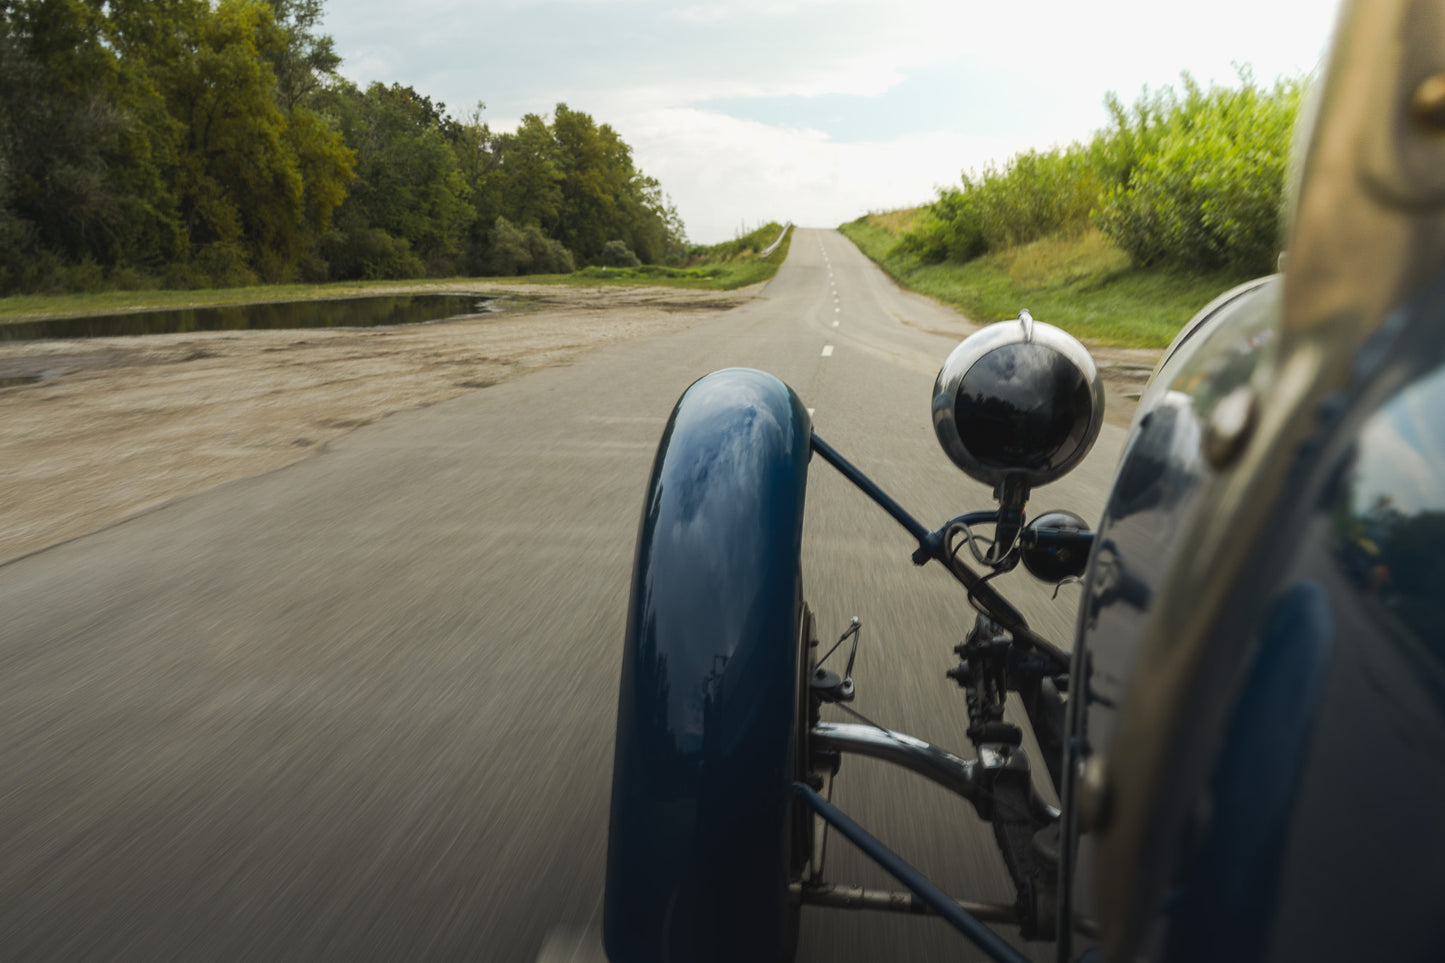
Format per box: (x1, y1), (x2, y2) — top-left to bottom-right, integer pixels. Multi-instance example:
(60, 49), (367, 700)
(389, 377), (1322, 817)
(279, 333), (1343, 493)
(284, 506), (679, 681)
(318, 0), (1342, 244)
(1354, 367), (1445, 517)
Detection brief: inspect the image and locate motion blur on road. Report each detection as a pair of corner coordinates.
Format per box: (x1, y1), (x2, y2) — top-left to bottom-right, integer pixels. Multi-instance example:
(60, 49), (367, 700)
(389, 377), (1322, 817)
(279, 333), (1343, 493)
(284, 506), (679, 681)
(0, 229), (1126, 961)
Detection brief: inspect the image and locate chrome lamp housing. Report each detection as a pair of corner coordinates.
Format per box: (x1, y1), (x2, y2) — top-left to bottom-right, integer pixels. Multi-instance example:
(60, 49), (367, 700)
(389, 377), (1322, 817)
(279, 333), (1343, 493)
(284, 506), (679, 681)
(932, 311), (1105, 488)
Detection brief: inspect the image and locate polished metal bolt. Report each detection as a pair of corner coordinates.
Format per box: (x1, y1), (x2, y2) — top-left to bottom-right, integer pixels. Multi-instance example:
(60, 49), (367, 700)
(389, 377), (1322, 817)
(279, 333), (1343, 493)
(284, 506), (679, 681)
(1078, 754), (1113, 832)
(1411, 73), (1445, 133)
(1203, 386), (1259, 469)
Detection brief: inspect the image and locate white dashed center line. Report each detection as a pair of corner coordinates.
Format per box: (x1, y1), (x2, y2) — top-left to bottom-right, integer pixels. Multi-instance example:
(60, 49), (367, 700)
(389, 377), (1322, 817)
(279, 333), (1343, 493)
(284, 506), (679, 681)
(821, 345), (834, 357)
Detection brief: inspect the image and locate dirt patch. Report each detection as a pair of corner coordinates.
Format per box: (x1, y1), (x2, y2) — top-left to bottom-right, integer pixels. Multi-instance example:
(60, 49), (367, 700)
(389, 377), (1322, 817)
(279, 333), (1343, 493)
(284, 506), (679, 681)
(0, 284), (750, 565)
(1088, 345), (1163, 429)
(0, 283), (1161, 566)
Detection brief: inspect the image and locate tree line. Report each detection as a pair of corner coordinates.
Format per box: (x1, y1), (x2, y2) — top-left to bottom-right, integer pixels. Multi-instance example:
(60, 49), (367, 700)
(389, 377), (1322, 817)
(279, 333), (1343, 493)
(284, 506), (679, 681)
(899, 69), (1303, 276)
(0, 0), (686, 294)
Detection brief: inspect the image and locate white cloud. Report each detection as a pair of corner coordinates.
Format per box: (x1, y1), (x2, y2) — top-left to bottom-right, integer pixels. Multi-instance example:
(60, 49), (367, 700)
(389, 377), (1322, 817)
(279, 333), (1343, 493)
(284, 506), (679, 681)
(1357, 414), (1438, 516)
(321, 0), (1341, 242)
(628, 108), (1036, 243)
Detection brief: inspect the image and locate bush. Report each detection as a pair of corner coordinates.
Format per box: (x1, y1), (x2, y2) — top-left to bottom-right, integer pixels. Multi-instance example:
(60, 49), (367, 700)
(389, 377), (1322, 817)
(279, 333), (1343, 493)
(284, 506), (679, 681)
(106, 265), (161, 291)
(0, 249), (144, 295)
(167, 243), (258, 290)
(601, 239), (641, 267)
(1094, 72), (1301, 274)
(897, 147), (1102, 264)
(161, 259), (214, 291)
(320, 227), (425, 281)
(481, 217), (575, 276)
(895, 189), (986, 263)
(527, 229), (575, 274)
(296, 253), (332, 284)
(968, 149), (1103, 248)
(898, 67), (1302, 275)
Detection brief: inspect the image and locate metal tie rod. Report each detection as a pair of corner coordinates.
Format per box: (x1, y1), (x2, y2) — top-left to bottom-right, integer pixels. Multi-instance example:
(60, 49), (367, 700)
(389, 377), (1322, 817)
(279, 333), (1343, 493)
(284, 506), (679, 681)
(793, 881), (1016, 923)
(793, 782), (1030, 963)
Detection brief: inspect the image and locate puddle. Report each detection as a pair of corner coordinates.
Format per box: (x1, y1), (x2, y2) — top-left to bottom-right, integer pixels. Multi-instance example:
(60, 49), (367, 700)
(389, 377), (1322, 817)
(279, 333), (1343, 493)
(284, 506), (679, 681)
(0, 375), (41, 388)
(0, 294), (495, 343)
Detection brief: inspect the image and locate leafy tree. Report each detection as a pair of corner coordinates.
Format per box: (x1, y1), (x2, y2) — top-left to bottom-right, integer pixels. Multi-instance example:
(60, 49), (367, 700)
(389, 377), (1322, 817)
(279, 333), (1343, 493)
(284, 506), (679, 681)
(262, 0), (340, 112)
(551, 103), (619, 262)
(323, 80), (470, 275)
(449, 104), (504, 271)
(546, 103), (682, 265)
(0, 0), (183, 284)
(0, 0), (680, 290)
(494, 113), (564, 230)
(616, 171), (681, 265)
(0, 0), (352, 290)
(459, 103), (680, 274)
(155, 0), (351, 281)
(283, 106), (355, 276)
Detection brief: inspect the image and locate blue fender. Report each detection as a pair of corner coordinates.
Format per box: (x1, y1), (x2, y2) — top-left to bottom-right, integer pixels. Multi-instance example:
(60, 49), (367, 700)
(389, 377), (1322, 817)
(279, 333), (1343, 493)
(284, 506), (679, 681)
(604, 368), (812, 963)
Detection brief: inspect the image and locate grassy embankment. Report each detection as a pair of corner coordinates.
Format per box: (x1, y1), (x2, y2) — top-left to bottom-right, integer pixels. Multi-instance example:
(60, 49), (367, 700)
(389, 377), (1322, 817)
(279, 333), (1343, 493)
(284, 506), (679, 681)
(0, 223), (793, 322)
(564, 221), (793, 290)
(839, 209), (1253, 349)
(839, 72), (1302, 348)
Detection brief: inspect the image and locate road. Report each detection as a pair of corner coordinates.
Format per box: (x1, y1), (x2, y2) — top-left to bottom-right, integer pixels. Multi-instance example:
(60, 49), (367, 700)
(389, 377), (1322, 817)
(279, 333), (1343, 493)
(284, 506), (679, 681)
(0, 228), (1126, 962)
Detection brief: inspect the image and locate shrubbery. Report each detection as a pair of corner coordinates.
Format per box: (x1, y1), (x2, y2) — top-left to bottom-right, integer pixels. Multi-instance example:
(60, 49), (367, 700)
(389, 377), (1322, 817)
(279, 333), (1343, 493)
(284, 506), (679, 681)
(601, 240), (641, 267)
(321, 227), (425, 281)
(1094, 73), (1301, 273)
(899, 69), (1303, 276)
(481, 217), (576, 276)
(894, 190), (985, 263)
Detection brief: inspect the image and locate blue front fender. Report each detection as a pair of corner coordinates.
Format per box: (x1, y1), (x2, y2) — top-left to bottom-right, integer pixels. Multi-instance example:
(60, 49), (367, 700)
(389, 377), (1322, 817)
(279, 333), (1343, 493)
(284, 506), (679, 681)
(604, 368), (812, 963)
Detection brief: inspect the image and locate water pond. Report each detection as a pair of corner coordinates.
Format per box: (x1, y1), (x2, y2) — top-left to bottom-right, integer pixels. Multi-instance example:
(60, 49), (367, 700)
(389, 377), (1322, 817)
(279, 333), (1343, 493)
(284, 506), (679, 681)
(0, 294), (495, 343)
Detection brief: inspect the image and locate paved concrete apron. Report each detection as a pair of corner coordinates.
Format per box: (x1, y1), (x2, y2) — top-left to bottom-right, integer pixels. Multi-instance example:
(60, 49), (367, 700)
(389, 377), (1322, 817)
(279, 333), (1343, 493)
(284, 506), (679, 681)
(0, 229), (1125, 962)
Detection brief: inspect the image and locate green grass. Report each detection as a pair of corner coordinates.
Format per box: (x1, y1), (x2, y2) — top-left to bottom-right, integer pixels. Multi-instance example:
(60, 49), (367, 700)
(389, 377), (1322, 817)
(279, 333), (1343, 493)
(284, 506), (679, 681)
(534, 223), (792, 291)
(556, 261), (775, 290)
(0, 226), (794, 321)
(839, 215), (1254, 348)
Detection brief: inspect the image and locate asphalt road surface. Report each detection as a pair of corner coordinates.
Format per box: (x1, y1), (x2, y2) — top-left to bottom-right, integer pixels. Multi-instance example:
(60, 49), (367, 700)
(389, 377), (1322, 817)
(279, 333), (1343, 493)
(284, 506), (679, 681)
(0, 229), (1127, 962)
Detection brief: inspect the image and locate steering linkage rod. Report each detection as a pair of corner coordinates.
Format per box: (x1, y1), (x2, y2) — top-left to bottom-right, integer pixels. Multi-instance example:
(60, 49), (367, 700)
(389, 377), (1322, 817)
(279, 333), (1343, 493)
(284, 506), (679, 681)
(809, 432), (1070, 671)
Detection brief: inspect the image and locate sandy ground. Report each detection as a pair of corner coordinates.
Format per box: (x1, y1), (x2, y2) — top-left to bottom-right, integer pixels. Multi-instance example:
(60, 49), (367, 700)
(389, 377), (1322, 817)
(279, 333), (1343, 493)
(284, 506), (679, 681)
(0, 282), (1158, 566)
(0, 284), (753, 565)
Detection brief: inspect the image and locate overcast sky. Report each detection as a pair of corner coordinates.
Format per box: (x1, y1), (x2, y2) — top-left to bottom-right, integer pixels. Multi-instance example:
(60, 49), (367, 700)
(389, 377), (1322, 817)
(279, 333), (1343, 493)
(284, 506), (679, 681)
(319, 0), (1341, 244)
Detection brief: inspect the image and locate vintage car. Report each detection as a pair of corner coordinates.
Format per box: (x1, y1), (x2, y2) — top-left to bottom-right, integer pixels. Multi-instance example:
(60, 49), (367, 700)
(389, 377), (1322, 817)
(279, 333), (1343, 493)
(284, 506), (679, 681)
(602, 0), (1445, 959)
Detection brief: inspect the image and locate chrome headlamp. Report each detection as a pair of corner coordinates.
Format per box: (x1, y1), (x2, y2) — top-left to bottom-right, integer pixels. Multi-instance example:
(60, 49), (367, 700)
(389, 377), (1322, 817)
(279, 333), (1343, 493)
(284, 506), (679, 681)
(932, 311), (1105, 488)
